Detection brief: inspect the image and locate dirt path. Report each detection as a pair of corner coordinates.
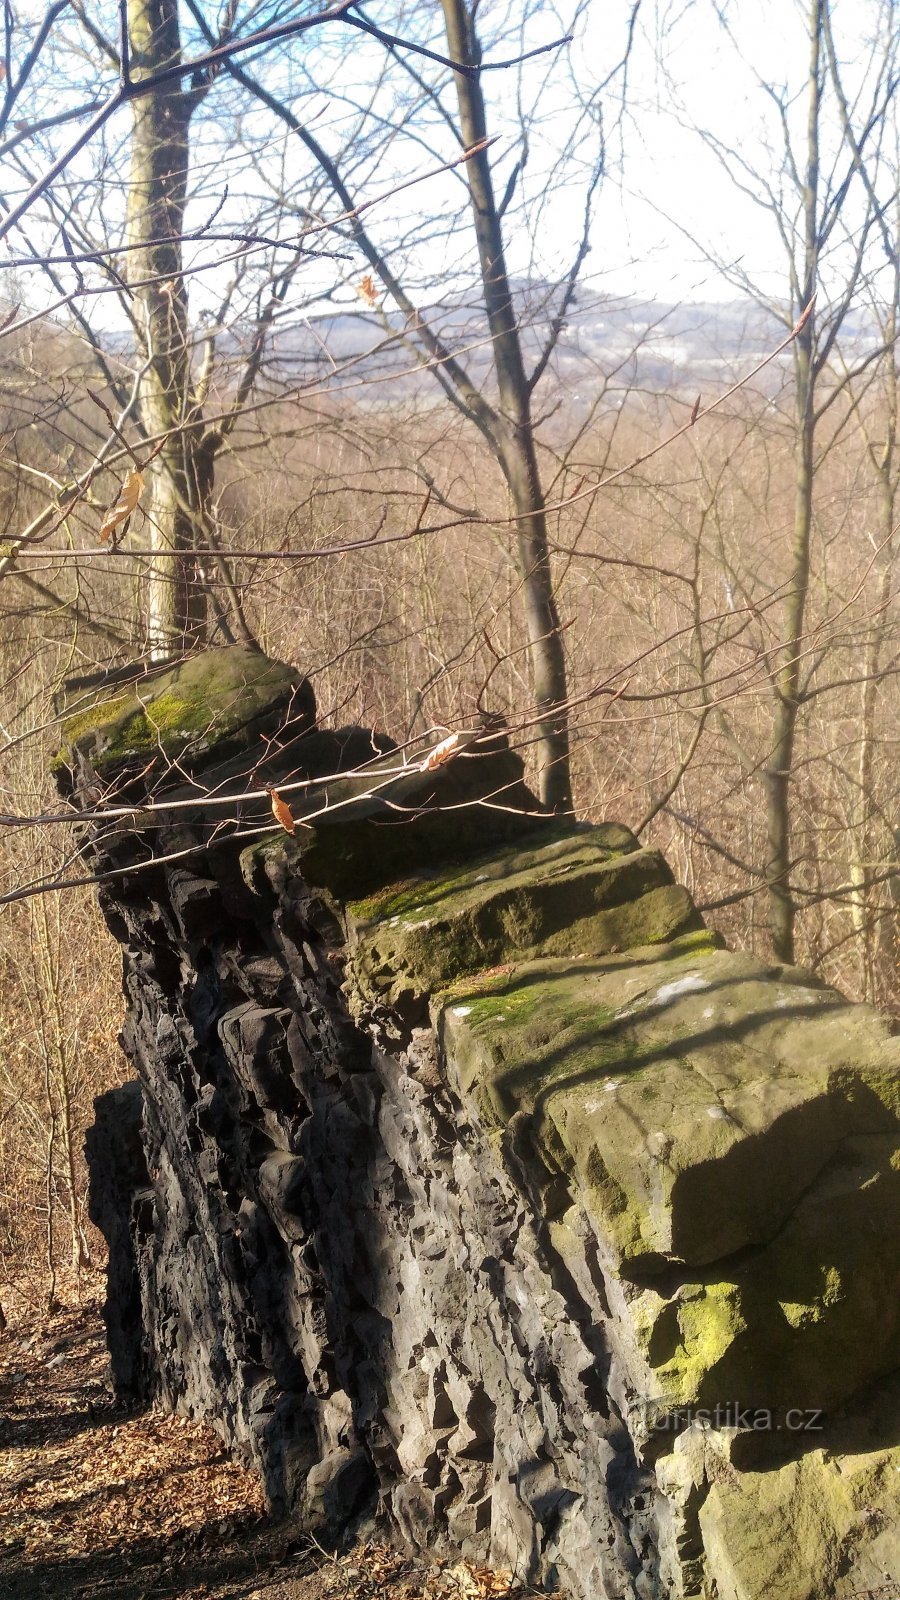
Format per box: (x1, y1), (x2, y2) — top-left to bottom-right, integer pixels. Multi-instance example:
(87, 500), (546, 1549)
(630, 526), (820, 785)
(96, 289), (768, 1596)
(0, 1292), (518, 1600)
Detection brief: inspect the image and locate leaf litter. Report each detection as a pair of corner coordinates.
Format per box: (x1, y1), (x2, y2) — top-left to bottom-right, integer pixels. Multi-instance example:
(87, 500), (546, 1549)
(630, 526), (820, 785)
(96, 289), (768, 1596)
(0, 1285), (545, 1600)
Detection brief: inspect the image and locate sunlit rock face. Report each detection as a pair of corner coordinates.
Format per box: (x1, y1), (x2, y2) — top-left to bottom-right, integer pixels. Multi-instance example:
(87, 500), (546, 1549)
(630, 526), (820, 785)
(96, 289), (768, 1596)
(65, 646), (900, 1600)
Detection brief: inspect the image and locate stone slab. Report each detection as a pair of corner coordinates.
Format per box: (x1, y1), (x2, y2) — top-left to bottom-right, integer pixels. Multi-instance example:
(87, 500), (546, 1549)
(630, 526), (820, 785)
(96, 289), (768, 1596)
(345, 825), (705, 1009)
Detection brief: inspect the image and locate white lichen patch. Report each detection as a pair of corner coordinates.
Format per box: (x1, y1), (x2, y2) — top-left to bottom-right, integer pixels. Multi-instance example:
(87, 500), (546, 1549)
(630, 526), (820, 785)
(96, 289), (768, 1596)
(653, 973), (711, 1005)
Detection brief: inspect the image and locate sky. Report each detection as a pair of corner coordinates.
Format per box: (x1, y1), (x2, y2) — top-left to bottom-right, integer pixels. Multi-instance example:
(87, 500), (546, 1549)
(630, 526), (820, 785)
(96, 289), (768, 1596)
(581, 0), (890, 304)
(2, 0), (894, 327)
(602, 0), (803, 301)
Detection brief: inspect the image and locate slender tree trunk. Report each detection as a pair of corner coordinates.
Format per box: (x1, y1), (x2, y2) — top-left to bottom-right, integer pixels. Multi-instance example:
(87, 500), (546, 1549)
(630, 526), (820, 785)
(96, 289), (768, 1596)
(127, 0), (205, 655)
(851, 302), (897, 996)
(43, 1048), (58, 1310)
(439, 0), (571, 811)
(764, 0), (821, 964)
(34, 896), (91, 1274)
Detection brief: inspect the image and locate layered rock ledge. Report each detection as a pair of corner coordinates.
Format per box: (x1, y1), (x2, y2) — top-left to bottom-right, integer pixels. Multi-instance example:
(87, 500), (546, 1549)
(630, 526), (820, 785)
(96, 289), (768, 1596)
(62, 645), (900, 1600)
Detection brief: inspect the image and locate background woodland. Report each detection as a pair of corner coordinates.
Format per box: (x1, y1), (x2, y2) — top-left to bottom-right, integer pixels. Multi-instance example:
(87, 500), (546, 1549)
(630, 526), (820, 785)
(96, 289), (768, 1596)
(0, 0), (898, 1299)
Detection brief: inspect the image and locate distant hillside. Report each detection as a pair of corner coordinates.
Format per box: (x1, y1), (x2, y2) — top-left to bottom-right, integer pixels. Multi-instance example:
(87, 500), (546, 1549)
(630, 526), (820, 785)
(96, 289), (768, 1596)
(261, 292), (856, 405)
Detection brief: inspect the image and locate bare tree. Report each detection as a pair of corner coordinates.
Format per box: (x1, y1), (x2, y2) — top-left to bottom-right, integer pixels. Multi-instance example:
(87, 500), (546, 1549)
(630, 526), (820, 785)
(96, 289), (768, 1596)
(192, 0), (640, 809)
(126, 0), (207, 649)
(0, 1), (630, 809)
(823, 10), (900, 998)
(655, 0), (899, 961)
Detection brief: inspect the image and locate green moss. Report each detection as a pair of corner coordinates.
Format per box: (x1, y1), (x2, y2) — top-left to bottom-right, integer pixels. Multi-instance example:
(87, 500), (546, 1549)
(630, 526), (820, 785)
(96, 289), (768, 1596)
(835, 1062), (900, 1121)
(632, 1282), (749, 1408)
(445, 979), (547, 1030)
(50, 692), (135, 772)
(435, 927), (720, 1007)
(346, 835), (706, 1010)
(345, 822), (637, 926)
(779, 1264), (844, 1329)
(53, 644), (309, 779)
(442, 962), (630, 1149)
(672, 1286), (748, 1397)
(695, 1388), (900, 1600)
(661, 927), (724, 958)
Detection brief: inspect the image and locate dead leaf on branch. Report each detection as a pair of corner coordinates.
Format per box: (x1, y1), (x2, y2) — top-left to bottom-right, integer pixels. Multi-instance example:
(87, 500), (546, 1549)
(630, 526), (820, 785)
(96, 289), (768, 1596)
(357, 272), (379, 307)
(99, 468), (143, 542)
(420, 733), (459, 772)
(269, 787), (296, 834)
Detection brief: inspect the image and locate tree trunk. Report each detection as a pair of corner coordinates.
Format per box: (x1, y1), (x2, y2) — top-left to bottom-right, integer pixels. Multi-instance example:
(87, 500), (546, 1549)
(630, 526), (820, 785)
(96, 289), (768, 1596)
(851, 297), (897, 997)
(764, 0), (821, 964)
(439, 0), (571, 812)
(127, 0), (205, 656)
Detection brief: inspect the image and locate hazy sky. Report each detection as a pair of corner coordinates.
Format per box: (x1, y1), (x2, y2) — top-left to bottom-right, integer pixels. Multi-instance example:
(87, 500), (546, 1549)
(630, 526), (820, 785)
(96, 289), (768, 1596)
(586, 0), (888, 304)
(5, 0), (891, 325)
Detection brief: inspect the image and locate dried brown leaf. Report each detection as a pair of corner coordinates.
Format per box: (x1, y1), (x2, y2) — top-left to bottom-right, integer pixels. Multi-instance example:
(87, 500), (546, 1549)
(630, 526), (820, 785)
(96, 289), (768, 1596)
(792, 294), (816, 337)
(99, 468), (143, 542)
(269, 787), (295, 834)
(357, 272), (379, 307)
(420, 732), (459, 772)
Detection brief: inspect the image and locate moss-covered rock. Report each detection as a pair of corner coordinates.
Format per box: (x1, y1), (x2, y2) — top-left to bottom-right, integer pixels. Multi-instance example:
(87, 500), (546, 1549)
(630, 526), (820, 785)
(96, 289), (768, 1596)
(53, 645), (314, 781)
(438, 940), (900, 1430)
(628, 1128), (900, 1427)
(441, 943), (900, 1265)
(284, 733), (548, 898)
(345, 826), (706, 1008)
(672, 1377), (900, 1599)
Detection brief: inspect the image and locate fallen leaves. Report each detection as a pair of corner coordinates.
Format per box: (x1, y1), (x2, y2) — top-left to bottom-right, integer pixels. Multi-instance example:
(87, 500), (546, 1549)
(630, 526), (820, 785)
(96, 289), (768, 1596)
(437, 1563), (516, 1598)
(0, 1295), (548, 1600)
(358, 1543), (407, 1583)
(326, 1546), (524, 1600)
(3, 1407), (261, 1558)
(99, 467), (143, 542)
(0, 1299), (265, 1572)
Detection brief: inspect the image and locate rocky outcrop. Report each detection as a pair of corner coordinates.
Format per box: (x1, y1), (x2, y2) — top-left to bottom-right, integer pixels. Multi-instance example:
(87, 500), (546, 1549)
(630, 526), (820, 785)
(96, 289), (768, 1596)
(65, 645), (900, 1600)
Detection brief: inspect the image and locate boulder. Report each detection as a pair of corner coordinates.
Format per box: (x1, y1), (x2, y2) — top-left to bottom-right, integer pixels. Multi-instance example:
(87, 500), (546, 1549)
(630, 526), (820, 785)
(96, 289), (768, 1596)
(54, 643), (314, 784)
(438, 941), (900, 1432)
(344, 824), (706, 1010)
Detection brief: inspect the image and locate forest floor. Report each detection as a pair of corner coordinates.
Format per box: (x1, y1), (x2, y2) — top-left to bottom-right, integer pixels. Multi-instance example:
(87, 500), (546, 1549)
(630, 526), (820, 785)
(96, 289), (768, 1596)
(0, 1284), (520, 1600)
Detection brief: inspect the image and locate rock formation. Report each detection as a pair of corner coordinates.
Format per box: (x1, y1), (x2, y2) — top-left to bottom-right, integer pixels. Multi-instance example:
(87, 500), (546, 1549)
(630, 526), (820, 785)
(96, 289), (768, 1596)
(59, 644), (900, 1600)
